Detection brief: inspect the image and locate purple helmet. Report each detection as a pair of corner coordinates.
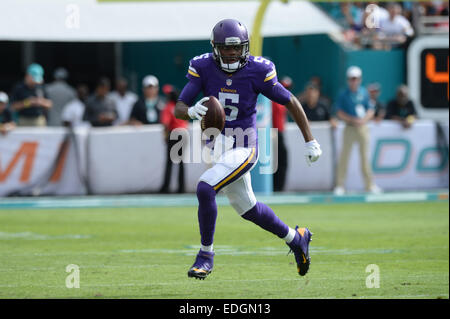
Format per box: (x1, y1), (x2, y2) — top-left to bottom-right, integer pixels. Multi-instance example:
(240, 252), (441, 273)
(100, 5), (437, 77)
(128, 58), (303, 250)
(210, 19), (250, 73)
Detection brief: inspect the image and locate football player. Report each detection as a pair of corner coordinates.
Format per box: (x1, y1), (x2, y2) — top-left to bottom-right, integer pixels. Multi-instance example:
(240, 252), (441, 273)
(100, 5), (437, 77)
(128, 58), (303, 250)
(175, 19), (322, 279)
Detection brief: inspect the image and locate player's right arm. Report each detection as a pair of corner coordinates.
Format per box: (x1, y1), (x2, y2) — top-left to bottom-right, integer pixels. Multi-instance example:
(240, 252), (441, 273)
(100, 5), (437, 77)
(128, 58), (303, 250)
(174, 101), (190, 120)
(175, 81), (208, 121)
(175, 59), (208, 120)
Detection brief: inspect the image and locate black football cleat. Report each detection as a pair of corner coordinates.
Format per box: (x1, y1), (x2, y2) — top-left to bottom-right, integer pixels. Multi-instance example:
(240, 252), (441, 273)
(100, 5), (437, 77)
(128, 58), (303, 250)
(187, 250), (215, 280)
(287, 226), (313, 276)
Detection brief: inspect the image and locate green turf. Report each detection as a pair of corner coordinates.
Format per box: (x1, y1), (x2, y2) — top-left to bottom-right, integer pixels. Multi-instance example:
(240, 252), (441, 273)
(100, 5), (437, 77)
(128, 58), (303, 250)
(0, 202), (448, 299)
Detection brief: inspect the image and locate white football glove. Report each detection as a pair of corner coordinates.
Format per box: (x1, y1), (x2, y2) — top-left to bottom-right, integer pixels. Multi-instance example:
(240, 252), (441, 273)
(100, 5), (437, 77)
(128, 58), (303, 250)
(305, 139), (322, 166)
(187, 97), (209, 120)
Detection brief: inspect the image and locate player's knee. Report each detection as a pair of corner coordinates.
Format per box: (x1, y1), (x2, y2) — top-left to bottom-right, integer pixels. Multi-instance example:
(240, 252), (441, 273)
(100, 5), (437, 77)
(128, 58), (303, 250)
(226, 192), (257, 216)
(196, 181), (216, 202)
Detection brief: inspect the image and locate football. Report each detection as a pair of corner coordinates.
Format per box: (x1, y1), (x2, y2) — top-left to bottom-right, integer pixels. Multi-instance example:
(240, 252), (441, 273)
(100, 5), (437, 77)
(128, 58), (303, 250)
(201, 96), (226, 132)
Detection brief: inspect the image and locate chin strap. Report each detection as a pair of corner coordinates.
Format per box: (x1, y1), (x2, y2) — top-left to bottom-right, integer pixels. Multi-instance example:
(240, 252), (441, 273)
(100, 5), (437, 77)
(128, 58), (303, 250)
(220, 59), (240, 73)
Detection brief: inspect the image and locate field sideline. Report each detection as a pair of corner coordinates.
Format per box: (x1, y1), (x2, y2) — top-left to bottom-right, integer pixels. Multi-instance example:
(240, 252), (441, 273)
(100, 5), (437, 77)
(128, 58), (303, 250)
(0, 200), (448, 299)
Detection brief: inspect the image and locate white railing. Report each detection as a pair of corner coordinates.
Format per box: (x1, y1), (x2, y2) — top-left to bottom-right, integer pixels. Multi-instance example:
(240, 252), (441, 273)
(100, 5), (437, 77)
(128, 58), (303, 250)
(417, 16), (449, 35)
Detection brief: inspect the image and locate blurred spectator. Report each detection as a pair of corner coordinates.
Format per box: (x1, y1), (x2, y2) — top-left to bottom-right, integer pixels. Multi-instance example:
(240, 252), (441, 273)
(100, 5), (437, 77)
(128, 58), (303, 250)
(358, 2), (389, 47)
(439, 1), (450, 29)
(159, 84), (188, 194)
(0, 91), (15, 135)
(108, 77), (138, 125)
(302, 82), (337, 129)
(61, 84), (90, 128)
(10, 63), (53, 127)
(352, 2), (366, 29)
(420, 1), (439, 16)
(334, 66), (381, 195)
(440, 1), (449, 16)
(330, 2), (364, 30)
(414, 1), (449, 34)
(297, 75), (331, 107)
(385, 84), (417, 129)
(374, 3), (415, 49)
(271, 76), (292, 192)
(367, 82), (386, 122)
(128, 75), (165, 125)
(329, 2), (365, 44)
(45, 67), (76, 126)
(362, 2), (390, 24)
(83, 77), (118, 127)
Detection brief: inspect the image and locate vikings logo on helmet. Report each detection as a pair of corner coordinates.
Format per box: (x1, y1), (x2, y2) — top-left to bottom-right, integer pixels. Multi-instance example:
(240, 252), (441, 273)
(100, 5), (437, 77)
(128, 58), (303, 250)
(210, 19), (250, 73)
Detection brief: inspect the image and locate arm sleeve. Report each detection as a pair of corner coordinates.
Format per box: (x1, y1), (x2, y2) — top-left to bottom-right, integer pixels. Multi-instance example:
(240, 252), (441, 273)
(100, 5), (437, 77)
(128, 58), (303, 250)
(261, 82), (292, 105)
(256, 59), (291, 105)
(178, 80), (202, 106)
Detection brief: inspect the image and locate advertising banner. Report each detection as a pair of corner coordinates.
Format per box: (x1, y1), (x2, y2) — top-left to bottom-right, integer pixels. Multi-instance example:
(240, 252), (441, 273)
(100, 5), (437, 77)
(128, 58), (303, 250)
(334, 120), (449, 191)
(0, 120), (447, 197)
(283, 122), (335, 192)
(0, 128), (87, 197)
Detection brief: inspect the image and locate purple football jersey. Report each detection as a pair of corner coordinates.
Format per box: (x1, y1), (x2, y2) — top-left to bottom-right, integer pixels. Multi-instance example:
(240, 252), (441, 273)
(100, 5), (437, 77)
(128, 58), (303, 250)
(179, 53), (291, 148)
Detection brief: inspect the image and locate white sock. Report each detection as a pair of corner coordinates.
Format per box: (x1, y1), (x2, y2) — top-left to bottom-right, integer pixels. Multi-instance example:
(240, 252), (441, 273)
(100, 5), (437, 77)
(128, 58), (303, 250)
(283, 228), (296, 244)
(201, 244), (214, 252)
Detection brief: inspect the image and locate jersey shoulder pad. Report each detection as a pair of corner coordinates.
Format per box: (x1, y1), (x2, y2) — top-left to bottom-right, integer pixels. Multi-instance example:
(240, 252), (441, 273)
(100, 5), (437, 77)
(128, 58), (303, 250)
(250, 56), (277, 83)
(188, 53), (213, 78)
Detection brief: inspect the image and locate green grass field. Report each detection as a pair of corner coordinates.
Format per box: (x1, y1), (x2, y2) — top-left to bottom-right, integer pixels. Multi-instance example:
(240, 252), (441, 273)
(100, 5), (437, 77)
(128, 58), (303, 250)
(0, 201), (448, 299)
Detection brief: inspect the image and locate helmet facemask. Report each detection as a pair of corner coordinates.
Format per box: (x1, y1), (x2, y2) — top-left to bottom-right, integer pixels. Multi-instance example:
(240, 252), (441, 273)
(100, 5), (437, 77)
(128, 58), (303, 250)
(211, 37), (249, 73)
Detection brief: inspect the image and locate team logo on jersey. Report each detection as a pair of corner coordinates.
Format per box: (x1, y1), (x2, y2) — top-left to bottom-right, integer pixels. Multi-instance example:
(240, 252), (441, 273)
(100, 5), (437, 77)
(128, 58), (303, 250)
(226, 79), (232, 86)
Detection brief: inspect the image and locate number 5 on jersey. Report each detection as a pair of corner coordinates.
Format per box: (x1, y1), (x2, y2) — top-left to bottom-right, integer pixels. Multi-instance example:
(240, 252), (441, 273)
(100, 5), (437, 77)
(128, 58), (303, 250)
(218, 92), (239, 121)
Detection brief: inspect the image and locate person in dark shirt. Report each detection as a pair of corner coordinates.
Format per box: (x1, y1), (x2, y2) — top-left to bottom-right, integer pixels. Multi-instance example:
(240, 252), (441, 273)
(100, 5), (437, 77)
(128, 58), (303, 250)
(10, 63), (53, 126)
(128, 75), (165, 126)
(385, 84), (416, 129)
(302, 82), (336, 129)
(0, 92), (15, 135)
(83, 77), (118, 127)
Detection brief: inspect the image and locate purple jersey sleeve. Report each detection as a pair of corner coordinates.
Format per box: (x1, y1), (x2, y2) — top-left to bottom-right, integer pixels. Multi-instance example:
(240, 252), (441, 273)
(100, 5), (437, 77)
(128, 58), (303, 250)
(261, 82), (292, 105)
(178, 57), (206, 105)
(254, 57), (291, 105)
(178, 80), (202, 106)
(186, 57), (203, 82)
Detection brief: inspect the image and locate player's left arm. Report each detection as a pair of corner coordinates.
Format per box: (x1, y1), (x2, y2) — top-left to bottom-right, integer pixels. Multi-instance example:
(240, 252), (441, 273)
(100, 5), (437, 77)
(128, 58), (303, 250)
(257, 59), (322, 164)
(262, 81), (322, 165)
(284, 94), (314, 143)
(257, 60), (314, 143)
(285, 94), (322, 165)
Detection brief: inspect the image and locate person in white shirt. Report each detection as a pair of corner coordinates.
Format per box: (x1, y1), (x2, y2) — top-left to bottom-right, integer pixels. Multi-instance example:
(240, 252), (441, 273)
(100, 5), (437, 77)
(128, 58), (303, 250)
(376, 3), (414, 49)
(61, 84), (90, 128)
(108, 77), (138, 125)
